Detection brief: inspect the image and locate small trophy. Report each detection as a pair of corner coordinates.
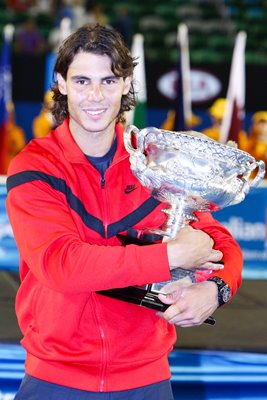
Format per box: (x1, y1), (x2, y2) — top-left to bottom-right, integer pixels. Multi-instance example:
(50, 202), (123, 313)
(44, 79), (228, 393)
(98, 126), (265, 318)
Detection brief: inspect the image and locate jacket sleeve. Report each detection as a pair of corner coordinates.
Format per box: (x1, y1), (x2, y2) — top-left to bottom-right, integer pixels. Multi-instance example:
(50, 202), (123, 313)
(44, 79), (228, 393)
(192, 211), (243, 297)
(6, 173), (171, 295)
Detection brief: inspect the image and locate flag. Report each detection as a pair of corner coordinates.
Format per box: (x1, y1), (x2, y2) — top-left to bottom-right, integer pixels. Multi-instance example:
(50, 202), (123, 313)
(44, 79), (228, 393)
(161, 24), (198, 132)
(174, 23), (192, 131)
(44, 17), (72, 93)
(219, 31), (247, 144)
(126, 33), (147, 128)
(0, 25), (13, 174)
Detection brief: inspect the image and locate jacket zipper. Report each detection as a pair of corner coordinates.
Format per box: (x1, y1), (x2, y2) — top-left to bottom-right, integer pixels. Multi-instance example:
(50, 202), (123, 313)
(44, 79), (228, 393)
(100, 173), (109, 238)
(99, 323), (107, 391)
(92, 295), (108, 392)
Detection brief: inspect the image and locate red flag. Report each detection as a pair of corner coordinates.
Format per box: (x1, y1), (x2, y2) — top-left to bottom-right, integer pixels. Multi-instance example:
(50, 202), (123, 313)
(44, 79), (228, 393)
(219, 32), (247, 144)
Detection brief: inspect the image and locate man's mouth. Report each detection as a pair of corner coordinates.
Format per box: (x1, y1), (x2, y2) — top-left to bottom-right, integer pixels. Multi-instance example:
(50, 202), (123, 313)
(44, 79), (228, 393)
(84, 109), (106, 116)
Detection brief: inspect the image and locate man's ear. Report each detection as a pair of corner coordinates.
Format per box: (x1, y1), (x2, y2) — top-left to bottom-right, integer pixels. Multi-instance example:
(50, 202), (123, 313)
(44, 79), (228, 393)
(57, 73), (67, 95)
(123, 76), (132, 95)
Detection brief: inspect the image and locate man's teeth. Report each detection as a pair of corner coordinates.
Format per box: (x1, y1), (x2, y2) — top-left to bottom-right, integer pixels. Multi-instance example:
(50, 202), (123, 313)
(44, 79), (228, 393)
(87, 110), (103, 115)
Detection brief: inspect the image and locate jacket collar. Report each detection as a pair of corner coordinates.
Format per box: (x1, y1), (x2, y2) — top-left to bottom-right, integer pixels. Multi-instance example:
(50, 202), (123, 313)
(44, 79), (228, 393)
(54, 119), (129, 164)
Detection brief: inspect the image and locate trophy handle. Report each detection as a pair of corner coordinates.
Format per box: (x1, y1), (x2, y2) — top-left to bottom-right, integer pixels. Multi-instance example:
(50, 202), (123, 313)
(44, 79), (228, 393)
(248, 160), (266, 189)
(124, 124), (145, 154)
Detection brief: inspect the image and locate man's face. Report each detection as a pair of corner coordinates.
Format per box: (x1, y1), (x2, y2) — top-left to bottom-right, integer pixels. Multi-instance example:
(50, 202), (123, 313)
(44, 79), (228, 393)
(57, 51), (132, 137)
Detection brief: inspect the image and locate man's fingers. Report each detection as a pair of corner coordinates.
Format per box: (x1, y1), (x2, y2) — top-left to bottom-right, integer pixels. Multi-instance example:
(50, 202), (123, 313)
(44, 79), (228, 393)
(209, 249), (223, 262)
(158, 292), (177, 305)
(197, 250), (223, 266)
(207, 261), (224, 270)
(161, 303), (183, 322)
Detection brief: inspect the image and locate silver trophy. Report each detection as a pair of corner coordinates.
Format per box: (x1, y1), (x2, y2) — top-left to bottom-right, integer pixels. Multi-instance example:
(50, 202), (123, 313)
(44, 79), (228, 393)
(99, 125), (265, 318)
(124, 125), (265, 239)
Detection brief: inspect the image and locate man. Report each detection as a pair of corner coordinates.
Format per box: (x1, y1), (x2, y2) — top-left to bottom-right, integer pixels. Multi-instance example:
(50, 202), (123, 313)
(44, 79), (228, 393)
(6, 24), (243, 399)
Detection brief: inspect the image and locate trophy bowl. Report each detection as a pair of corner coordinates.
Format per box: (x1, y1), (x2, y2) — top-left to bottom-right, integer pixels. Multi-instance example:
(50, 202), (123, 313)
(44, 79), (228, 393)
(124, 125), (265, 238)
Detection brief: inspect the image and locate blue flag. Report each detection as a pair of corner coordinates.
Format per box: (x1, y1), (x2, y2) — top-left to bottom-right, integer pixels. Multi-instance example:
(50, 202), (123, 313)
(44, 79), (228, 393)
(0, 36), (11, 125)
(0, 33), (12, 174)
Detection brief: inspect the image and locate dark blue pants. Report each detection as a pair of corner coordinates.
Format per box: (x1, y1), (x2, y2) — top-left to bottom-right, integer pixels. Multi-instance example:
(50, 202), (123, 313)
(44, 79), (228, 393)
(15, 375), (174, 400)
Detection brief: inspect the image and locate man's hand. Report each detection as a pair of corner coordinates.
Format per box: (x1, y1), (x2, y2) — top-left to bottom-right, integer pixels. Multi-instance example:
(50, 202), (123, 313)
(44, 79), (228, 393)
(157, 279), (219, 327)
(166, 226), (223, 271)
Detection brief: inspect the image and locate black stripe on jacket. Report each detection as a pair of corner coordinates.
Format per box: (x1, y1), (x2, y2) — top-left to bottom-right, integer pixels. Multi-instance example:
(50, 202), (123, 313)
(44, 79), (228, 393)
(7, 171), (160, 238)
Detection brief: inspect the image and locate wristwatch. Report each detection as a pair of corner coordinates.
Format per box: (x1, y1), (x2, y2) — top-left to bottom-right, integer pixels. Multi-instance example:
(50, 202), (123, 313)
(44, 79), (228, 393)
(207, 277), (231, 307)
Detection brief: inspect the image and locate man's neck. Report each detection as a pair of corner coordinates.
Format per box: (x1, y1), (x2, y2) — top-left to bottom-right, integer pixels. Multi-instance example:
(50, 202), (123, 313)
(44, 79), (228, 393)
(69, 120), (116, 156)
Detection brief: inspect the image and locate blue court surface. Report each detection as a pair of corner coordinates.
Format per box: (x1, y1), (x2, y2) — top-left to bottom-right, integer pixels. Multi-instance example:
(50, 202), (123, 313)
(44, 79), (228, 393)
(169, 350), (267, 400)
(0, 344), (266, 400)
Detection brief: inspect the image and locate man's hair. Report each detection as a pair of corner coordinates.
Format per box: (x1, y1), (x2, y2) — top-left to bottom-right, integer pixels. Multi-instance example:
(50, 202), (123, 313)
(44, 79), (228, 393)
(51, 24), (138, 125)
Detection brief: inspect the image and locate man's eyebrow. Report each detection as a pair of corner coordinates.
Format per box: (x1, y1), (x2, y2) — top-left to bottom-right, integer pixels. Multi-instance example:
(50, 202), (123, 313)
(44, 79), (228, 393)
(71, 75), (90, 80)
(102, 75), (120, 81)
(71, 75), (120, 81)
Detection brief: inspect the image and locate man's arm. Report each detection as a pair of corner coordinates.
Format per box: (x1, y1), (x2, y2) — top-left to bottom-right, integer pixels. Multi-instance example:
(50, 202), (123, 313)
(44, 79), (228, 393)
(158, 211), (243, 326)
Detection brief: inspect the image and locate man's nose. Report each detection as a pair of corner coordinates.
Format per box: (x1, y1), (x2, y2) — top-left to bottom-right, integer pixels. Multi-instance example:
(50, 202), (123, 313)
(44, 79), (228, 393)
(87, 84), (104, 101)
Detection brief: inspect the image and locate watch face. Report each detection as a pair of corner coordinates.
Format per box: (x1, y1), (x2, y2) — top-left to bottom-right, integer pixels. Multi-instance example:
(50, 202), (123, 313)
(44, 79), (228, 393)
(208, 277), (231, 306)
(221, 285), (231, 303)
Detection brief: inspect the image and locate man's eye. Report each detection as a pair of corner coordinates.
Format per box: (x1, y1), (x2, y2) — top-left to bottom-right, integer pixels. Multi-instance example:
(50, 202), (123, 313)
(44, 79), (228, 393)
(104, 78), (116, 85)
(77, 79), (88, 85)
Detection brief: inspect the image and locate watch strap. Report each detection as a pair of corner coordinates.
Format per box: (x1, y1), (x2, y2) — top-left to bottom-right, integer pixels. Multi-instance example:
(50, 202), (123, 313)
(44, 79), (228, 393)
(207, 276), (231, 307)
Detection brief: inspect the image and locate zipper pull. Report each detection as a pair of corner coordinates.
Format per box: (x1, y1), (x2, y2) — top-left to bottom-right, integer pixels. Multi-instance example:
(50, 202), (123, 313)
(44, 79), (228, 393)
(101, 177), (105, 188)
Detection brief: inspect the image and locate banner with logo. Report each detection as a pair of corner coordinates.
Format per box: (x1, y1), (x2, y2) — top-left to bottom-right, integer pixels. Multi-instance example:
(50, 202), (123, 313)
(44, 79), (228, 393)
(0, 178), (266, 278)
(215, 184), (267, 279)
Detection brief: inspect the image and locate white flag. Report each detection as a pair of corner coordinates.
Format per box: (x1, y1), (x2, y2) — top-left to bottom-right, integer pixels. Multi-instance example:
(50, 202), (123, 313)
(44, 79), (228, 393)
(125, 33), (147, 128)
(219, 31), (247, 144)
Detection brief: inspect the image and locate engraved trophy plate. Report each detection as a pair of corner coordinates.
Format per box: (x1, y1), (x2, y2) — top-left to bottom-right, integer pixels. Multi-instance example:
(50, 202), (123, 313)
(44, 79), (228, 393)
(98, 125), (265, 320)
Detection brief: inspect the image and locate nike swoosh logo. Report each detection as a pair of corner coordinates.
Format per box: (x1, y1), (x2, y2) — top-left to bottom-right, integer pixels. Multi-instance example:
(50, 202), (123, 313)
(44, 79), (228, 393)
(124, 187), (137, 194)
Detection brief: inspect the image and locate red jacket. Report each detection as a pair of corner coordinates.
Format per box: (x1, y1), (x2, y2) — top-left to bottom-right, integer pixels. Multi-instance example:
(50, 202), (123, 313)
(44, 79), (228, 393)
(6, 120), (243, 392)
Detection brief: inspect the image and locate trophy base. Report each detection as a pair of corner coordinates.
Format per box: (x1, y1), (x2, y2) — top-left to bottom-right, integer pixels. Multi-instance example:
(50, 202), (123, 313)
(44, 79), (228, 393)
(97, 286), (215, 325)
(97, 284), (168, 312)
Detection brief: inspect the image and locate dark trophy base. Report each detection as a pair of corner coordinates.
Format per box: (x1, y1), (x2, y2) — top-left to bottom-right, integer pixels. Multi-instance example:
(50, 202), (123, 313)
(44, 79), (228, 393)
(98, 284), (215, 325)
(97, 233), (215, 325)
(98, 284), (169, 312)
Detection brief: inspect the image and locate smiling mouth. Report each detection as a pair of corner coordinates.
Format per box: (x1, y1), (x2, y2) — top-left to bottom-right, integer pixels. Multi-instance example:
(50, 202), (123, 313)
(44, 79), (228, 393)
(84, 109), (105, 116)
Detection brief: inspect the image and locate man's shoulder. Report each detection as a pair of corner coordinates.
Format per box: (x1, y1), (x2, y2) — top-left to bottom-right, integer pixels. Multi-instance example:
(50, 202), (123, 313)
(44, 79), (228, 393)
(7, 132), (62, 176)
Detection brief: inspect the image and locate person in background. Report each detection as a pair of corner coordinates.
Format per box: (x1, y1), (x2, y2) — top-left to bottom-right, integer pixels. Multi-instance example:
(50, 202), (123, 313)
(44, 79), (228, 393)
(53, 0), (76, 29)
(6, 24), (243, 400)
(243, 111), (267, 178)
(202, 97), (249, 151)
(85, 1), (109, 26)
(14, 17), (46, 55)
(1, 101), (26, 174)
(113, 4), (134, 48)
(6, 0), (34, 12)
(202, 97), (226, 141)
(32, 90), (56, 138)
(161, 109), (201, 131)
